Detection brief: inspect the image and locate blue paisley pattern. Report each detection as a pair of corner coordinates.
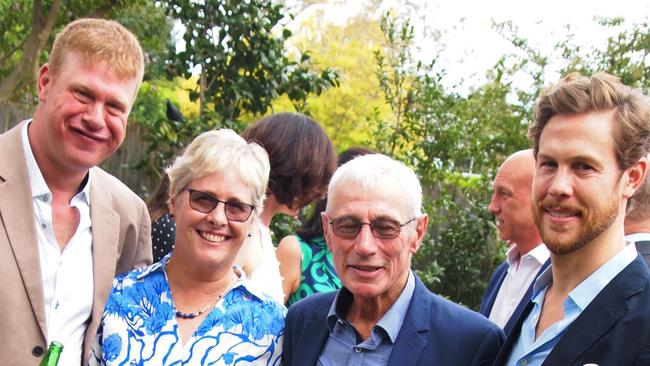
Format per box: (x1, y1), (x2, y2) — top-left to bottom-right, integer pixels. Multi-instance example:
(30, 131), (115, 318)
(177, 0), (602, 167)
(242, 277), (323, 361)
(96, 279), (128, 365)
(90, 255), (285, 365)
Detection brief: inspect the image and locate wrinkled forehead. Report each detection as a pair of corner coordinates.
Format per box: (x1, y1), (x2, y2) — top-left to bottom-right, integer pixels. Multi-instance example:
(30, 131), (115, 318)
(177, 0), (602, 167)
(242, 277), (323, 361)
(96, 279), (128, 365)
(327, 181), (412, 220)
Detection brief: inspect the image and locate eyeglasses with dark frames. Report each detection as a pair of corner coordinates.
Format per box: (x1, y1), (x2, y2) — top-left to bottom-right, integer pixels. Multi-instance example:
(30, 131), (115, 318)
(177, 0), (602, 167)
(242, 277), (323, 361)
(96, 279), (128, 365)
(328, 216), (417, 239)
(187, 189), (254, 222)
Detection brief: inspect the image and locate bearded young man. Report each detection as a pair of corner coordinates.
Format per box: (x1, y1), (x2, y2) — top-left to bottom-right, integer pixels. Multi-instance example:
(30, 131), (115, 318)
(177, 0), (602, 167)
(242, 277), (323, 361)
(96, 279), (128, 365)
(494, 72), (650, 366)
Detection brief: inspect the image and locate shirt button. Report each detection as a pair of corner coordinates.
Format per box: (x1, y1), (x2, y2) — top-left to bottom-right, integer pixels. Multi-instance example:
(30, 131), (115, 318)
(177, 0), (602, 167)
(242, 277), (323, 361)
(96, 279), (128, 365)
(521, 359), (528, 366)
(32, 345), (44, 357)
(41, 223), (46, 229)
(354, 347), (362, 353)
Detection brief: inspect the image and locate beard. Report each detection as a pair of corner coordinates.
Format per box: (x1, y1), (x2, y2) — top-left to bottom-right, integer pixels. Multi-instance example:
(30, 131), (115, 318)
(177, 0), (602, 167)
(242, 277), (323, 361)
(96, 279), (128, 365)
(533, 193), (619, 255)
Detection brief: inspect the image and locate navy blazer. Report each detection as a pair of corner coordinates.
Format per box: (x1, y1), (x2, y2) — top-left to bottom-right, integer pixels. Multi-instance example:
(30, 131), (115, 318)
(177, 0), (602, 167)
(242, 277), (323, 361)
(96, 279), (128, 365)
(479, 259), (551, 335)
(635, 240), (650, 268)
(283, 273), (504, 366)
(492, 255), (650, 365)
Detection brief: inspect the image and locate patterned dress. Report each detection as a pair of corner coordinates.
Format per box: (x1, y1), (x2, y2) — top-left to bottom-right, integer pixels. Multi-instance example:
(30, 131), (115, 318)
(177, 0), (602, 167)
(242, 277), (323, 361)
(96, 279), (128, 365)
(90, 255), (285, 365)
(286, 235), (341, 306)
(151, 213), (175, 262)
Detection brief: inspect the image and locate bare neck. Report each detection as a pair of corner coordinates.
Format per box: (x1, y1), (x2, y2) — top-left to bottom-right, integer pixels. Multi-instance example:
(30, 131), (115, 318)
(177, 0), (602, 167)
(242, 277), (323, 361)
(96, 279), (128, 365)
(550, 224), (626, 295)
(260, 195), (282, 226)
(624, 219), (650, 237)
(166, 254), (236, 300)
(28, 117), (87, 198)
(346, 273), (409, 339)
(514, 233), (544, 256)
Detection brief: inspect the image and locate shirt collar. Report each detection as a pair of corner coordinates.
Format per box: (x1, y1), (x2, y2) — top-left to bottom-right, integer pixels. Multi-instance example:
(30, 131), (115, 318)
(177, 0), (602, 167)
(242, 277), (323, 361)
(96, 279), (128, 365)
(506, 243), (549, 267)
(22, 120), (50, 200)
(21, 120), (91, 205)
(626, 232), (650, 243)
(569, 242), (637, 310)
(326, 271), (416, 343)
(532, 241), (638, 310)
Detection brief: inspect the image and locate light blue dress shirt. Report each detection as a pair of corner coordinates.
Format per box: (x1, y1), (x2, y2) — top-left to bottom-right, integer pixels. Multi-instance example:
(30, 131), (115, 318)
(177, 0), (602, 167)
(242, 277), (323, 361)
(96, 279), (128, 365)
(317, 271), (415, 365)
(506, 243), (638, 366)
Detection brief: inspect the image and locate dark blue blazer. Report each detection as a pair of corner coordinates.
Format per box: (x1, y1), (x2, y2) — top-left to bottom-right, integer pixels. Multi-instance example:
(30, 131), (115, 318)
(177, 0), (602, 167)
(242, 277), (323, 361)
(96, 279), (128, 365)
(635, 240), (650, 268)
(282, 273), (505, 366)
(492, 255), (650, 365)
(479, 258), (551, 335)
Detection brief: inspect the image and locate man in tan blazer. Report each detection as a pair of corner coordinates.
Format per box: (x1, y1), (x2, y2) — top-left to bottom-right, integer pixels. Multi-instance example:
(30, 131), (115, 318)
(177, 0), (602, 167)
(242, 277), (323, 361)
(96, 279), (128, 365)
(0, 19), (152, 365)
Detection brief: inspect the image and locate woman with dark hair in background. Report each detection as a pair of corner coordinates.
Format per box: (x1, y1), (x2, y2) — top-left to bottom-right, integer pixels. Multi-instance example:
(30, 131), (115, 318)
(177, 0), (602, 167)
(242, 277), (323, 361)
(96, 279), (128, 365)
(238, 112), (337, 304)
(277, 147), (374, 306)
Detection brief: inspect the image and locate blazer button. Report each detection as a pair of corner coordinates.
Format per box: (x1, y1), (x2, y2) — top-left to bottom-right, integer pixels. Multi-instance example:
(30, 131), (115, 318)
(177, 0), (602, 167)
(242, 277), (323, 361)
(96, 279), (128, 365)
(32, 345), (44, 357)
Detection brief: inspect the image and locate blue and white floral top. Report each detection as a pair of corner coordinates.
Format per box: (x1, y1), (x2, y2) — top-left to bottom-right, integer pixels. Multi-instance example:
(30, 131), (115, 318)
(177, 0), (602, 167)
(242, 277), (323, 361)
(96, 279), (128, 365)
(89, 255), (285, 365)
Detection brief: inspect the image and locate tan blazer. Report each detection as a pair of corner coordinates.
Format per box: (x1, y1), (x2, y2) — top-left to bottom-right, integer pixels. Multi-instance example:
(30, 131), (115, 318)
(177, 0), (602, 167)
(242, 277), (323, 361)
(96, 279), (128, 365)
(0, 122), (152, 365)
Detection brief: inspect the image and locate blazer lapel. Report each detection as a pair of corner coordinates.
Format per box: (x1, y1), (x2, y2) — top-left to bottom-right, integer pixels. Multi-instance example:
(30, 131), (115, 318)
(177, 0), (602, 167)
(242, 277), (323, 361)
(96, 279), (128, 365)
(388, 275), (429, 366)
(295, 314), (330, 365)
(479, 262), (508, 316)
(503, 259), (551, 335)
(493, 301), (533, 365)
(635, 240), (650, 267)
(0, 122), (48, 339)
(388, 321), (427, 366)
(88, 170), (120, 332)
(543, 257), (647, 365)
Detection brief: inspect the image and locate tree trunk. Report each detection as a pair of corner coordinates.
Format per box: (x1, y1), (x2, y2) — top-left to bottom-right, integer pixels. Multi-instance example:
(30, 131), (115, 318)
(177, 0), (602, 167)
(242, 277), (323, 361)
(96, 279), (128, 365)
(0, 0), (62, 101)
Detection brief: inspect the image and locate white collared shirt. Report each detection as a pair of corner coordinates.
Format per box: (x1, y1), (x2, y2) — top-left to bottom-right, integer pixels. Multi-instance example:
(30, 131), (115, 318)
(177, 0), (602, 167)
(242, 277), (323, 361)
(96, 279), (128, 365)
(22, 121), (94, 365)
(489, 243), (550, 328)
(626, 232), (650, 243)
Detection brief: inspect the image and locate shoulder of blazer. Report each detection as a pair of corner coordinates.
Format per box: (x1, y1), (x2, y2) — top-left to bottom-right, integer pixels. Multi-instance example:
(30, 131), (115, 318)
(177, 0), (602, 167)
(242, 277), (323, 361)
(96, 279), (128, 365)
(540, 256), (650, 365)
(0, 121), (28, 181)
(89, 167), (147, 213)
(287, 290), (336, 324)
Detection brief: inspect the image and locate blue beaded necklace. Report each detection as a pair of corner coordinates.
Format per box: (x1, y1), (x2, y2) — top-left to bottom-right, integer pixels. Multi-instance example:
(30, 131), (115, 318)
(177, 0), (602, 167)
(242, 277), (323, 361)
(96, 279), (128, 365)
(174, 294), (222, 319)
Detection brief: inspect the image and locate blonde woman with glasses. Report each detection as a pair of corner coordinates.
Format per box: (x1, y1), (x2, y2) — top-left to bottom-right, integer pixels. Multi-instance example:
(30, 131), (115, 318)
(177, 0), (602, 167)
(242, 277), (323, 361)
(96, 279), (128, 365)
(90, 129), (284, 365)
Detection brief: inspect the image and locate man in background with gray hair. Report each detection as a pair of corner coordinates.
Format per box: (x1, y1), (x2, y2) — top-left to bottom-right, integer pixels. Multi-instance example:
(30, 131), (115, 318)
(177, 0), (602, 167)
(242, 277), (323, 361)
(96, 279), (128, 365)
(283, 154), (504, 366)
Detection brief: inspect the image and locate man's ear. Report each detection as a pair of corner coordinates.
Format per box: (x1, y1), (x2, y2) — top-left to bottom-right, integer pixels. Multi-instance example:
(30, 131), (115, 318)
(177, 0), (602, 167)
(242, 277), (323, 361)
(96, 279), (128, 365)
(623, 157), (648, 198)
(321, 212), (332, 251)
(411, 214), (429, 254)
(37, 63), (52, 102)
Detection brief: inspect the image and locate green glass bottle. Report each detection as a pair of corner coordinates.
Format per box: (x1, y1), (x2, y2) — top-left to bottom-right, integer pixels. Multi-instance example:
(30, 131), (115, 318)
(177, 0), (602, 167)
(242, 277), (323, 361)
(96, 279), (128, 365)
(39, 341), (63, 366)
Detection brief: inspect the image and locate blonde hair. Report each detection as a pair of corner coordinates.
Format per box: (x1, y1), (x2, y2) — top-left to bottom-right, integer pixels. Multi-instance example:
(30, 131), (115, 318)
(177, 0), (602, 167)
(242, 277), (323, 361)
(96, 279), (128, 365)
(49, 18), (144, 85)
(530, 72), (650, 170)
(166, 129), (270, 214)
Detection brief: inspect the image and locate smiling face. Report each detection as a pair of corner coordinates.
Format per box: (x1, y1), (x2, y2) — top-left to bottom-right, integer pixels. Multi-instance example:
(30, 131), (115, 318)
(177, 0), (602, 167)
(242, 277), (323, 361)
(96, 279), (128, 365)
(170, 170), (255, 269)
(30, 51), (139, 176)
(532, 111), (629, 255)
(322, 183), (427, 302)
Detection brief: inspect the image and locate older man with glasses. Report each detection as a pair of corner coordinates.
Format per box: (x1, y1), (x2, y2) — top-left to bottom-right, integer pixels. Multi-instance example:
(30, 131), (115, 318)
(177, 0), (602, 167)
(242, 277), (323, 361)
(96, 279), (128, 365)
(282, 154), (504, 366)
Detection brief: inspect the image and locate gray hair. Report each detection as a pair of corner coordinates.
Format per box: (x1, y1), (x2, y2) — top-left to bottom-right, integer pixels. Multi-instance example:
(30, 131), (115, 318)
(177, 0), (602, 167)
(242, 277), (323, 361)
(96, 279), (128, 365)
(326, 154), (423, 217)
(166, 129), (270, 214)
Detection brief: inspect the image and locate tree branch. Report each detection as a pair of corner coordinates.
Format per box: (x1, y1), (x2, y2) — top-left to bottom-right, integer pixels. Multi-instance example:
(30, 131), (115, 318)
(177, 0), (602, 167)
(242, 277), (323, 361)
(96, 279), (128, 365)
(0, 0), (62, 101)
